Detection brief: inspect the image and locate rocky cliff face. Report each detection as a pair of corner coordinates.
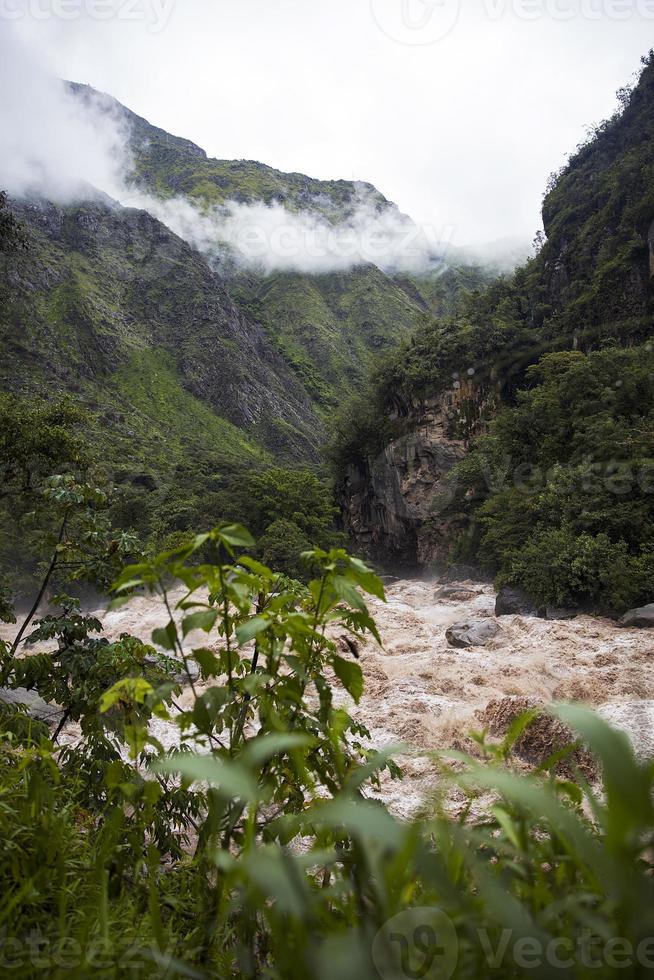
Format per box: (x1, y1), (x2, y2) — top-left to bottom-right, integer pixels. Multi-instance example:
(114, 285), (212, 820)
(1, 196), (322, 464)
(341, 380), (496, 568)
(341, 56), (654, 571)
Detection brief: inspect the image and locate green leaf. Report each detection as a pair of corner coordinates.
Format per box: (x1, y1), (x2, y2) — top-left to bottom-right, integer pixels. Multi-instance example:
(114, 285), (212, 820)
(218, 524), (256, 549)
(332, 576), (367, 612)
(106, 595), (132, 611)
(235, 616), (268, 646)
(151, 621), (177, 651)
(242, 732), (315, 768)
(237, 555), (273, 577)
(99, 678), (154, 713)
(239, 847), (308, 917)
(332, 655), (364, 703)
(157, 753), (258, 802)
(182, 609), (218, 637)
(346, 558), (386, 600)
(193, 647), (222, 678)
(313, 798), (404, 849)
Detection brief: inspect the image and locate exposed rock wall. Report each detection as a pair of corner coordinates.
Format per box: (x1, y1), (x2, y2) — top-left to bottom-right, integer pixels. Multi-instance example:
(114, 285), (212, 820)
(2, 197), (323, 461)
(341, 380), (496, 569)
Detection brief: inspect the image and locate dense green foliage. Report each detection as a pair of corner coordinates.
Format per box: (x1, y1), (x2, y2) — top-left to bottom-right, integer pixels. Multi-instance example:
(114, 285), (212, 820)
(443, 347), (654, 611)
(333, 54), (654, 612)
(0, 386), (345, 595)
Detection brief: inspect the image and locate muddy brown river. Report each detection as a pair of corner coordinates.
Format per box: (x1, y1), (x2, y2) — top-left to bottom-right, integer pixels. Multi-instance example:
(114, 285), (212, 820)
(3, 576), (653, 817)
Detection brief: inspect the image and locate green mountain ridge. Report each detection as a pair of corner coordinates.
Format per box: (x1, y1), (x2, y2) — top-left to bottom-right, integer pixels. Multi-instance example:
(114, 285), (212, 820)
(336, 52), (654, 613)
(0, 85), (490, 569)
(69, 82), (491, 409)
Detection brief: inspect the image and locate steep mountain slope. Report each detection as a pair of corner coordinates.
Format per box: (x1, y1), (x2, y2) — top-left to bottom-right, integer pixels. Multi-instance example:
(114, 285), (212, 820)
(1, 82), (490, 574)
(337, 53), (654, 607)
(69, 83), (487, 408)
(0, 195), (321, 471)
(228, 266), (428, 409)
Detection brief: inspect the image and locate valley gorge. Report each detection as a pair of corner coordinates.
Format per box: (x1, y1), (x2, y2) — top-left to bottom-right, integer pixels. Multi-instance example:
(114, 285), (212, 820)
(2, 39), (654, 978)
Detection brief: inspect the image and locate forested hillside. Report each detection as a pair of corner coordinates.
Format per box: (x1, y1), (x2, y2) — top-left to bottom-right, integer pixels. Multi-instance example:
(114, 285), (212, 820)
(0, 88), (487, 589)
(335, 52), (654, 613)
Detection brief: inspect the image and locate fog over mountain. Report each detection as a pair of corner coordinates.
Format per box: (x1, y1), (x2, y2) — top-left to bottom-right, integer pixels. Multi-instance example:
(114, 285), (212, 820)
(0, 29), (460, 274)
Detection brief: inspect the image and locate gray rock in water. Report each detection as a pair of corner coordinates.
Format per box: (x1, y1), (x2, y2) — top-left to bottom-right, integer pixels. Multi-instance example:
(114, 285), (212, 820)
(446, 619), (501, 649)
(0, 688), (64, 726)
(495, 587), (543, 618)
(620, 604), (654, 628)
(435, 583), (480, 602)
(545, 607), (578, 621)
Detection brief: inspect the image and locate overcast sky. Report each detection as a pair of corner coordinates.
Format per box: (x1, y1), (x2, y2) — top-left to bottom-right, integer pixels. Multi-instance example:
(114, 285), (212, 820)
(5, 1), (654, 247)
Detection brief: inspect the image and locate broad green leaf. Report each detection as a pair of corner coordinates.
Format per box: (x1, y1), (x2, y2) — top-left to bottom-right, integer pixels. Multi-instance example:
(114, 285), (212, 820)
(218, 524), (256, 549)
(235, 616), (268, 646)
(346, 557), (386, 600)
(152, 621), (177, 651)
(240, 847), (308, 917)
(312, 798), (404, 849)
(332, 576), (367, 612)
(193, 647), (222, 678)
(156, 753), (258, 803)
(242, 733), (315, 768)
(332, 655), (364, 703)
(182, 609), (218, 637)
(100, 678), (154, 712)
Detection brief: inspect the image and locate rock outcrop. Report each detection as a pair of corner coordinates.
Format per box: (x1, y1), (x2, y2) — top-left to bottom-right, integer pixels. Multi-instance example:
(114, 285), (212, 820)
(445, 619), (501, 649)
(495, 587), (543, 618)
(621, 604), (654, 628)
(341, 381), (496, 568)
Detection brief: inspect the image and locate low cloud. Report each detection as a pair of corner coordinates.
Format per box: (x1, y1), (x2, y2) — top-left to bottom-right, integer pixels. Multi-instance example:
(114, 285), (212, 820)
(1, 28), (454, 276)
(0, 30), (130, 203)
(122, 188), (454, 275)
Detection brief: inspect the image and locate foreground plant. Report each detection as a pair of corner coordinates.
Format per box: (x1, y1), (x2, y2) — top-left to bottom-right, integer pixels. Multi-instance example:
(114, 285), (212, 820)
(1, 525), (653, 978)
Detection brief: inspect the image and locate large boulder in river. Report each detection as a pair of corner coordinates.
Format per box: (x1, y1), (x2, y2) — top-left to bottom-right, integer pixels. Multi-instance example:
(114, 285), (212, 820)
(435, 583), (481, 602)
(495, 586), (543, 618)
(620, 604), (654, 628)
(446, 619), (501, 648)
(0, 687), (64, 726)
(479, 696), (595, 776)
(545, 606), (578, 621)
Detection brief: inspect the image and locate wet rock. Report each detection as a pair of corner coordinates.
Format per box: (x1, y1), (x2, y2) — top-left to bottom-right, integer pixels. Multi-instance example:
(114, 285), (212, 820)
(445, 619), (501, 648)
(480, 696), (596, 776)
(340, 383), (499, 568)
(620, 604), (654, 628)
(0, 687), (64, 726)
(435, 583), (480, 602)
(545, 606), (578, 621)
(336, 634), (360, 658)
(495, 587), (543, 618)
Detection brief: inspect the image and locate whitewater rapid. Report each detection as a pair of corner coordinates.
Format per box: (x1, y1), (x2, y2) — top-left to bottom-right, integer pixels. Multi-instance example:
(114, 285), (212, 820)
(3, 576), (653, 817)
